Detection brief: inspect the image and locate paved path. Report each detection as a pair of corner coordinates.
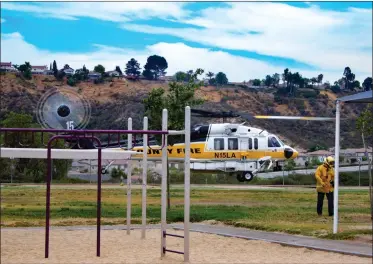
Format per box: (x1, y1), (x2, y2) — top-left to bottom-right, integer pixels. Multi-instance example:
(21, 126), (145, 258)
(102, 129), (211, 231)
(257, 165), (369, 178)
(3, 223), (371, 258)
(171, 223), (372, 258)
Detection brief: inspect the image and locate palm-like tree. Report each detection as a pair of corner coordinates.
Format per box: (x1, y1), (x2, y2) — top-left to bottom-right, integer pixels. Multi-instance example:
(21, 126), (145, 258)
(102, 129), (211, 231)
(206, 71), (214, 80)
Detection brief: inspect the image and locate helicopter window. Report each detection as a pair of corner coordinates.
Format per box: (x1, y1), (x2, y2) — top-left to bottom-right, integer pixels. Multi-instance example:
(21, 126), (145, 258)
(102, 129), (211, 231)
(268, 136), (281, 148)
(214, 138), (224, 150)
(249, 138), (252, 149)
(277, 137), (285, 146)
(254, 138), (258, 149)
(228, 138), (238, 150)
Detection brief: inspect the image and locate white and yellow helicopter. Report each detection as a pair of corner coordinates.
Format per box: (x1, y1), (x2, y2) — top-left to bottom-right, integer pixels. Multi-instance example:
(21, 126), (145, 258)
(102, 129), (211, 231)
(99, 109), (335, 183)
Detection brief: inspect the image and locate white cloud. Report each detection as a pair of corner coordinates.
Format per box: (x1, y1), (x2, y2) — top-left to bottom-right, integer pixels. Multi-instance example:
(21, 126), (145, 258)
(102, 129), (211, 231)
(2, 2), (371, 82)
(2, 32), (370, 84)
(120, 2), (372, 75)
(1, 2), (189, 22)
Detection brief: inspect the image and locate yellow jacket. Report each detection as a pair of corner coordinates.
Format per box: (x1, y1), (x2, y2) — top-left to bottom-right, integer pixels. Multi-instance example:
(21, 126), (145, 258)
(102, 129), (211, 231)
(315, 164), (334, 193)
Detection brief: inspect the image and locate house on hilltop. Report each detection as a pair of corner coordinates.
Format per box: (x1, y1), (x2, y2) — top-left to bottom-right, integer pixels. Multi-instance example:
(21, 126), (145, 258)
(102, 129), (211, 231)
(87, 71), (101, 81)
(0, 62), (18, 72)
(106, 70), (121, 77)
(31, 65), (48, 75)
(63, 66), (74, 76)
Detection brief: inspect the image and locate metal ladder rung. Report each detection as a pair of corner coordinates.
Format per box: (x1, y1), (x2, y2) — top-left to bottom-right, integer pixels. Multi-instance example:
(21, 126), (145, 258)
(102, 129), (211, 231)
(163, 248), (184, 255)
(163, 231), (184, 238)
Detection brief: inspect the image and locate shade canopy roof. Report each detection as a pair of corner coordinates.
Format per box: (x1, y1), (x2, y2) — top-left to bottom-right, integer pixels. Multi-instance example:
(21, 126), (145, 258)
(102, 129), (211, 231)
(337, 90), (373, 103)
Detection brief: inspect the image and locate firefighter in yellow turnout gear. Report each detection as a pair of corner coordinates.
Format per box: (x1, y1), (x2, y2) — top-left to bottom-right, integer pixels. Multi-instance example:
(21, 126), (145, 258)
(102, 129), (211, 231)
(315, 156), (335, 216)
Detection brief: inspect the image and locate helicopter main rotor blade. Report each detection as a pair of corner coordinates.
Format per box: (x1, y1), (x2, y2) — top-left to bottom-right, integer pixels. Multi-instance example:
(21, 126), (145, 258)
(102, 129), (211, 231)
(191, 108), (336, 121)
(253, 115), (335, 121)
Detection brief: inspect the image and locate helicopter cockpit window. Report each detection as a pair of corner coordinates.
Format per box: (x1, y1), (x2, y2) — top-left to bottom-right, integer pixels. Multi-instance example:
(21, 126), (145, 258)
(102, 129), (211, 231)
(214, 138), (224, 150)
(228, 138), (238, 150)
(268, 136), (281, 148)
(277, 137), (285, 146)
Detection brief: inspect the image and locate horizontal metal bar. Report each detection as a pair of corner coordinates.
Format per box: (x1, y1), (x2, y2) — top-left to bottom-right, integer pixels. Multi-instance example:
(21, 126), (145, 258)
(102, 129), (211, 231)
(164, 232), (184, 238)
(0, 148), (138, 160)
(0, 128), (169, 135)
(130, 157), (186, 162)
(164, 248), (184, 255)
(168, 130), (185, 135)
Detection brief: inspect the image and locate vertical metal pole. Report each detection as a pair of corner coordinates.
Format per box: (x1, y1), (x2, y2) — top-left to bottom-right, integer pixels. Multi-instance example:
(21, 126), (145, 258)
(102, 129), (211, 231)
(142, 117), (148, 239)
(97, 145), (102, 257)
(333, 100), (340, 234)
(90, 160), (92, 184)
(127, 118), (132, 235)
(161, 109), (168, 257)
(282, 165), (284, 186)
(184, 106), (191, 262)
(359, 160), (361, 187)
(10, 157), (14, 183)
(51, 160), (53, 184)
(45, 143), (52, 258)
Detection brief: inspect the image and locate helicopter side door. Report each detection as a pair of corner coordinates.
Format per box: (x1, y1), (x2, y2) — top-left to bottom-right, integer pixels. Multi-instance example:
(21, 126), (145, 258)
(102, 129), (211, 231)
(240, 138), (248, 151)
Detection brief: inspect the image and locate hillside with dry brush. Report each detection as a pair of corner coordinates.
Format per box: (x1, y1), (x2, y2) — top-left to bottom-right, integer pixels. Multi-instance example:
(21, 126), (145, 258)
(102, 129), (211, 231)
(0, 72), (366, 150)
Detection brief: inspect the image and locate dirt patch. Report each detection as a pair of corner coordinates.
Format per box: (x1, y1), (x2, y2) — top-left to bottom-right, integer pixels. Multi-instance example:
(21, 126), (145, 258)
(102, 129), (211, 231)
(1, 228), (371, 264)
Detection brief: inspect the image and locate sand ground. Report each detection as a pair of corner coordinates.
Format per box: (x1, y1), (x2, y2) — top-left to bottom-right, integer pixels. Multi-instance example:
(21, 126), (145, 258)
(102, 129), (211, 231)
(1, 228), (371, 264)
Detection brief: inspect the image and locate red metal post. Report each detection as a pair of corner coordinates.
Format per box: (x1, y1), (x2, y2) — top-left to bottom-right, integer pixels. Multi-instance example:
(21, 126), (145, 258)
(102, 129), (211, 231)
(44, 135), (102, 258)
(97, 143), (102, 257)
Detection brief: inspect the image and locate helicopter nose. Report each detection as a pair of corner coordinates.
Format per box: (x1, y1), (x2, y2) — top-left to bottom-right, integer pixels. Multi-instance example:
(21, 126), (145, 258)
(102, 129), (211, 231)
(284, 147), (298, 159)
(284, 148), (293, 159)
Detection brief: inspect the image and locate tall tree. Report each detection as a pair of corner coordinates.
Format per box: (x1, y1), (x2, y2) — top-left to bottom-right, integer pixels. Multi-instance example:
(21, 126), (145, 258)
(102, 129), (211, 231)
(264, 75), (272, 87)
(343, 67), (356, 91)
(317, 74), (323, 87)
(125, 58), (141, 79)
(362, 77), (372, 91)
(215, 72), (228, 86)
(52, 60), (58, 77)
(272, 73), (280, 87)
(94, 64), (105, 75)
(142, 55), (168, 80)
(143, 68), (204, 209)
(291, 72), (302, 95)
(282, 68), (289, 87)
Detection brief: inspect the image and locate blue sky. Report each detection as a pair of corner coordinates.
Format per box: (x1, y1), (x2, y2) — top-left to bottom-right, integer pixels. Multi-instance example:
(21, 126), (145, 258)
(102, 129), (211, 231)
(1, 1), (372, 83)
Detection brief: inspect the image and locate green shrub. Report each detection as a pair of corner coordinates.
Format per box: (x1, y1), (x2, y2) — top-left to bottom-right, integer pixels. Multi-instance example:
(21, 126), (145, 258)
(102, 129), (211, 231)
(67, 77), (77, 86)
